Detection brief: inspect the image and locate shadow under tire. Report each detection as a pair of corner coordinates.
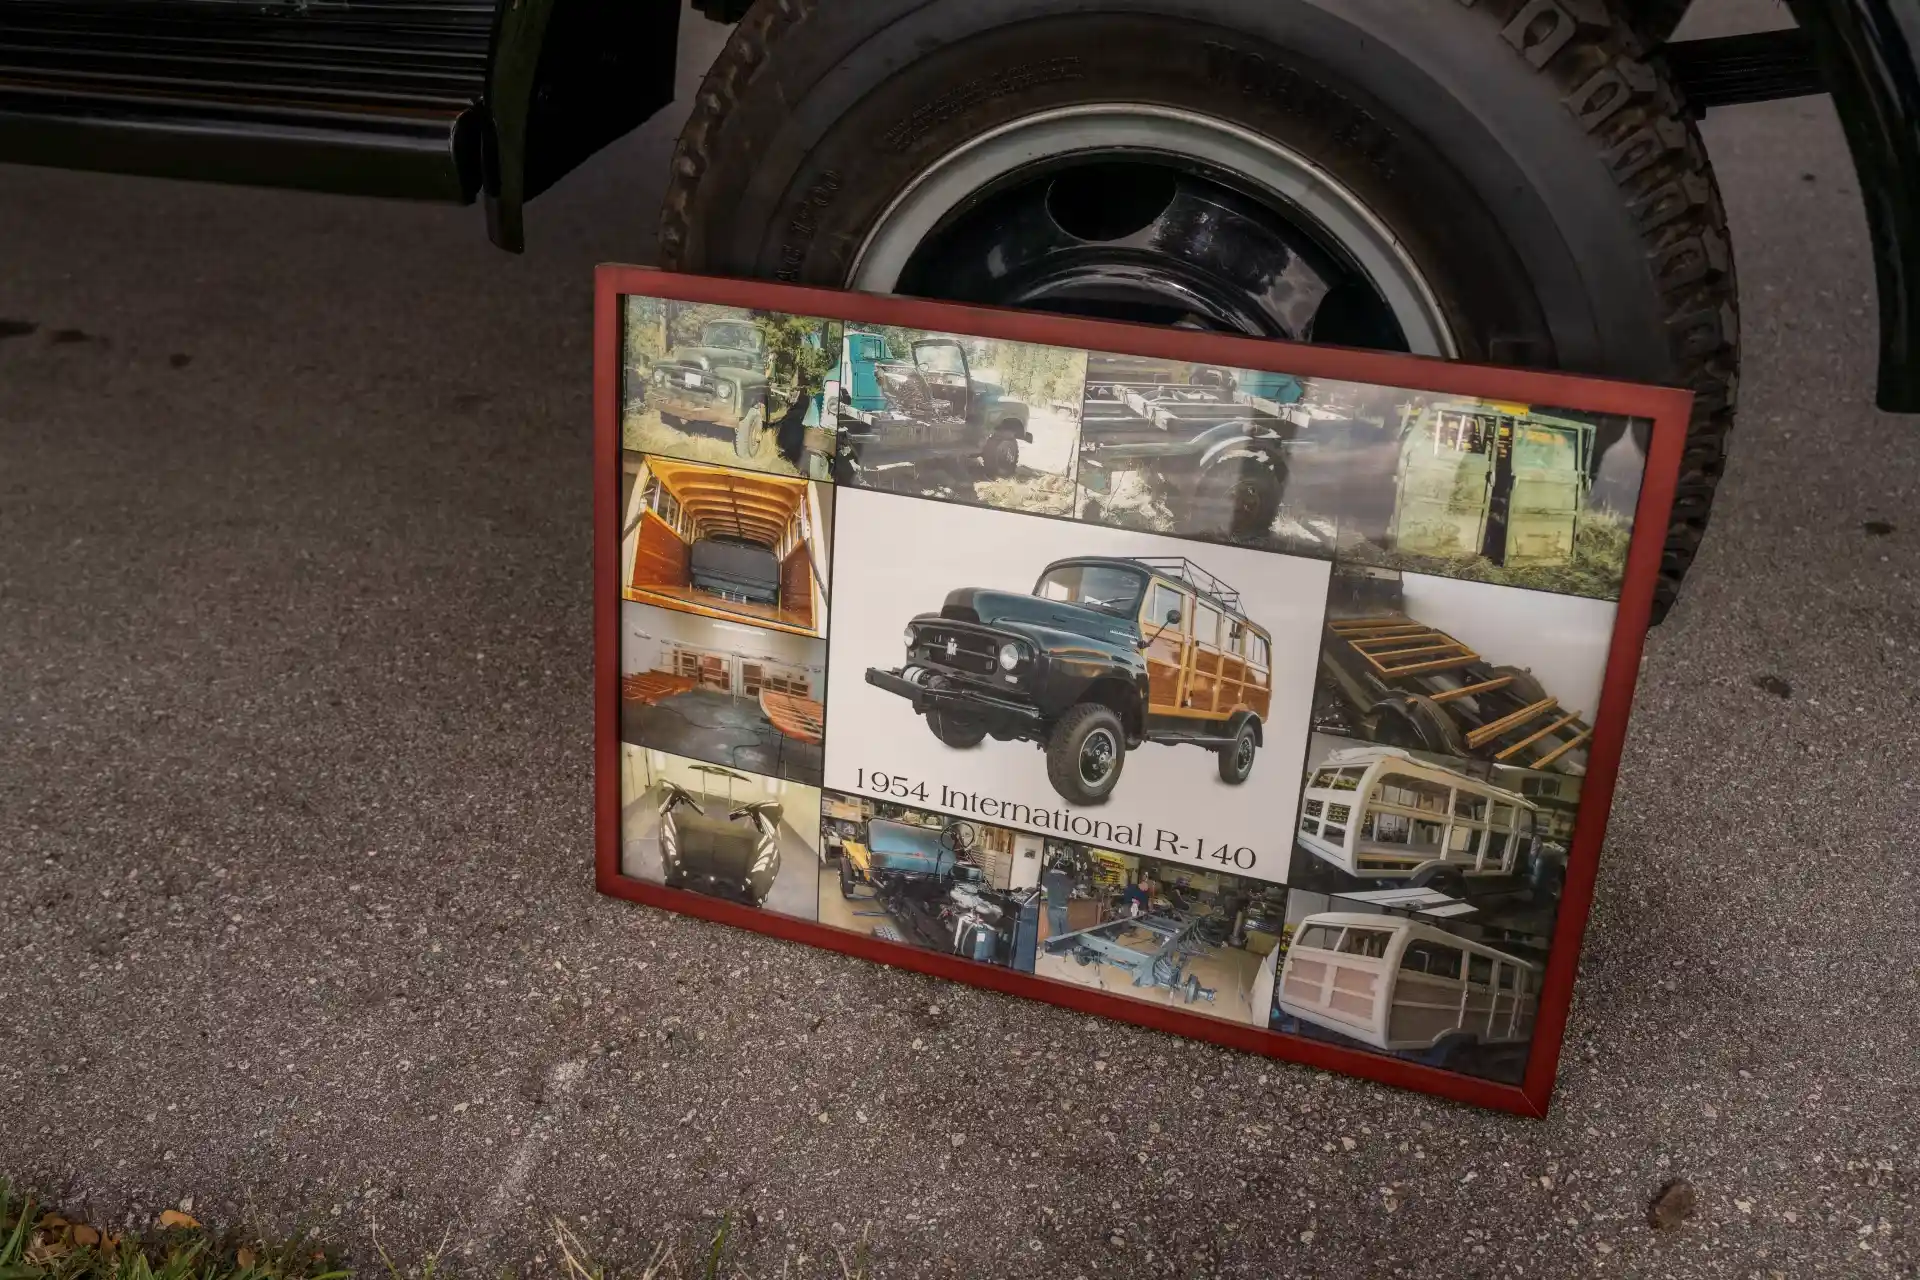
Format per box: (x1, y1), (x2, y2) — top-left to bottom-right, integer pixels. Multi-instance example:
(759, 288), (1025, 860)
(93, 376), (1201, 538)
(659, 0), (1737, 621)
(928, 710), (988, 749)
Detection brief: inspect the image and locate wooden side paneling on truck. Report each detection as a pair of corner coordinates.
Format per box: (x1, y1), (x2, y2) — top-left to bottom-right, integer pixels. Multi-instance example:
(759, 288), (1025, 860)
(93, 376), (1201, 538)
(779, 545), (813, 633)
(629, 511), (691, 594)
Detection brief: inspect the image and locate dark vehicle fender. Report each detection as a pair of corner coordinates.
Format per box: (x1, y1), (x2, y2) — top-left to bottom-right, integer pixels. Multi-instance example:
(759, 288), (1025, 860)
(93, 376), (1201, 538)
(987, 399), (1033, 441)
(1194, 425), (1288, 475)
(1788, 0), (1920, 411)
(1224, 709), (1264, 747)
(486, 0), (683, 251)
(1057, 674), (1148, 738)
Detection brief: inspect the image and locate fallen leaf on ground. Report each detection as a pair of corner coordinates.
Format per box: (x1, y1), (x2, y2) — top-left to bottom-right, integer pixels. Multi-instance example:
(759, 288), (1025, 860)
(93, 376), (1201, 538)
(1648, 1177), (1697, 1230)
(159, 1209), (201, 1230)
(72, 1224), (100, 1246)
(238, 1245), (257, 1268)
(39, 1213), (70, 1230)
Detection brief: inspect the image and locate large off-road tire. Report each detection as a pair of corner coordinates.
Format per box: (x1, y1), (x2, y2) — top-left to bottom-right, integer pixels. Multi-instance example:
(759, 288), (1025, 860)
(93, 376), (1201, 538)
(838, 856), (860, 899)
(1045, 702), (1128, 805)
(661, 0), (1736, 621)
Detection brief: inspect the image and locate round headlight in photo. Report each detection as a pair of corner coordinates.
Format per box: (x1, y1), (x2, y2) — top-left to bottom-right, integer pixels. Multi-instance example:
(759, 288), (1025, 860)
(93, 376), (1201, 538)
(997, 642), (1022, 671)
(903, 626), (917, 647)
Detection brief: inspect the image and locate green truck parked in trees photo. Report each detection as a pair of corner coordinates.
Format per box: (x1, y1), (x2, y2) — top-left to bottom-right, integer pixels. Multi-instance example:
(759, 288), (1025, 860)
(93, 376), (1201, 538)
(639, 315), (775, 459)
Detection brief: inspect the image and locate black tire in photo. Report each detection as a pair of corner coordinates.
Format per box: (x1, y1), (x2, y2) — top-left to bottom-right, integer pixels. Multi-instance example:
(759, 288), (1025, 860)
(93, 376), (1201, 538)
(1194, 453), (1285, 540)
(980, 431), (1020, 480)
(1485, 664), (1551, 708)
(734, 400), (766, 458)
(1046, 701), (1128, 805)
(1371, 692), (1472, 758)
(1430, 1031), (1479, 1071)
(1217, 718), (1258, 785)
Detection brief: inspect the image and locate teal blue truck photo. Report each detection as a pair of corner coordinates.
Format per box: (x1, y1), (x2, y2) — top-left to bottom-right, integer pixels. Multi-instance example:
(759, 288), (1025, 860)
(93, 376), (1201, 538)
(827, 329), (1032, 483)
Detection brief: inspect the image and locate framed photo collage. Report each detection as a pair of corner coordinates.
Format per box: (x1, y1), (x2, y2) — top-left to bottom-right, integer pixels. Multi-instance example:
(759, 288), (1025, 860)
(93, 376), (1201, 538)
(593, 265), (1691, 1116)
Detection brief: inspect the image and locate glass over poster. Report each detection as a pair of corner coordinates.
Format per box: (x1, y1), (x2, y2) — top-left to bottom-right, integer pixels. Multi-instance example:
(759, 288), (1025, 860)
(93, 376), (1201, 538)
(594, 266), (1690, 1117)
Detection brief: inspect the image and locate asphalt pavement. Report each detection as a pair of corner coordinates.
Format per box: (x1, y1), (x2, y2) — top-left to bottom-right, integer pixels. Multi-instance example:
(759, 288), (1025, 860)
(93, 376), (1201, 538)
(2, 3), (1915, 1277)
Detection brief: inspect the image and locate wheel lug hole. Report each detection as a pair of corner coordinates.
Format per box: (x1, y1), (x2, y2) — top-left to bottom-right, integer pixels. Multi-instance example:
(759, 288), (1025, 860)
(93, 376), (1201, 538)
(1044, 163), (1178, 242)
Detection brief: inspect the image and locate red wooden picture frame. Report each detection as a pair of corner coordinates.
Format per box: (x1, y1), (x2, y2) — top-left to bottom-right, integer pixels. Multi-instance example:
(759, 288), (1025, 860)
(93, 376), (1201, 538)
(593, 263), (1692, 1117)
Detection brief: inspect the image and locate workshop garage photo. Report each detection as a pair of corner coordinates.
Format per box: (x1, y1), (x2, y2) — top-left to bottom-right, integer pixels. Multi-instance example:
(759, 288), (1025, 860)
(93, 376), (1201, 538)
(1259, 886), (1551, 1085)
(816, 791), (1042, 970)
(1031, 844), (1291, 1027)
(619, 600), (826, 786)
(1286, 730), (1576, 932)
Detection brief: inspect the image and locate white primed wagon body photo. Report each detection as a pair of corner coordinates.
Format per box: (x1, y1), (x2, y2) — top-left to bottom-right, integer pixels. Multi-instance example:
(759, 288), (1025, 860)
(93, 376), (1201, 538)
(1276, 913), (1539, 1053)
(1296, 746), (1539, 882)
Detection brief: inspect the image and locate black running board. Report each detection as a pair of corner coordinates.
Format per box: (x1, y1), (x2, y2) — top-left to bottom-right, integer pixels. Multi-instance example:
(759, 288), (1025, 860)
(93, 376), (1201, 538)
(1146, 732), (1238, 749)
(1665, 29), (1825, 115)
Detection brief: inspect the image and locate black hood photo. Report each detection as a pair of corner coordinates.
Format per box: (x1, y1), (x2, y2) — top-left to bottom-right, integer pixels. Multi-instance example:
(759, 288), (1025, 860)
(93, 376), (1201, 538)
(938, 587), (1136, 645)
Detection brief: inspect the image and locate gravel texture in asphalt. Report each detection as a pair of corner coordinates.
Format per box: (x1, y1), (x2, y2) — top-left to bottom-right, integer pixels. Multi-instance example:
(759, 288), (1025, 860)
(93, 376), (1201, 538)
(2, 3), (1915, 1276)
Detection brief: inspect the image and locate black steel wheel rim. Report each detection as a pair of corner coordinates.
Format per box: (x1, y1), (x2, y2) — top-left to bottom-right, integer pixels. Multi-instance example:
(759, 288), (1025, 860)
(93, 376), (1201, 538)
(848, 106), (1456, 355)
(1080, 727), (1119, 786)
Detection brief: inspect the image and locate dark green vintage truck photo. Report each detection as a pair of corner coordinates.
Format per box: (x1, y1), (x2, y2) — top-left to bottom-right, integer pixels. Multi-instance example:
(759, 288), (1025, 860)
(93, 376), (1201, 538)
(3, 0), (1916, 620)
(638, 315), (774, 459)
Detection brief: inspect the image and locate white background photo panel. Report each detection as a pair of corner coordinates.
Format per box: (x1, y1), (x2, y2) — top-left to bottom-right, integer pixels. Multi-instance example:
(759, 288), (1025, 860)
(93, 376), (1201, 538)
(823, 486), (1331, 885)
